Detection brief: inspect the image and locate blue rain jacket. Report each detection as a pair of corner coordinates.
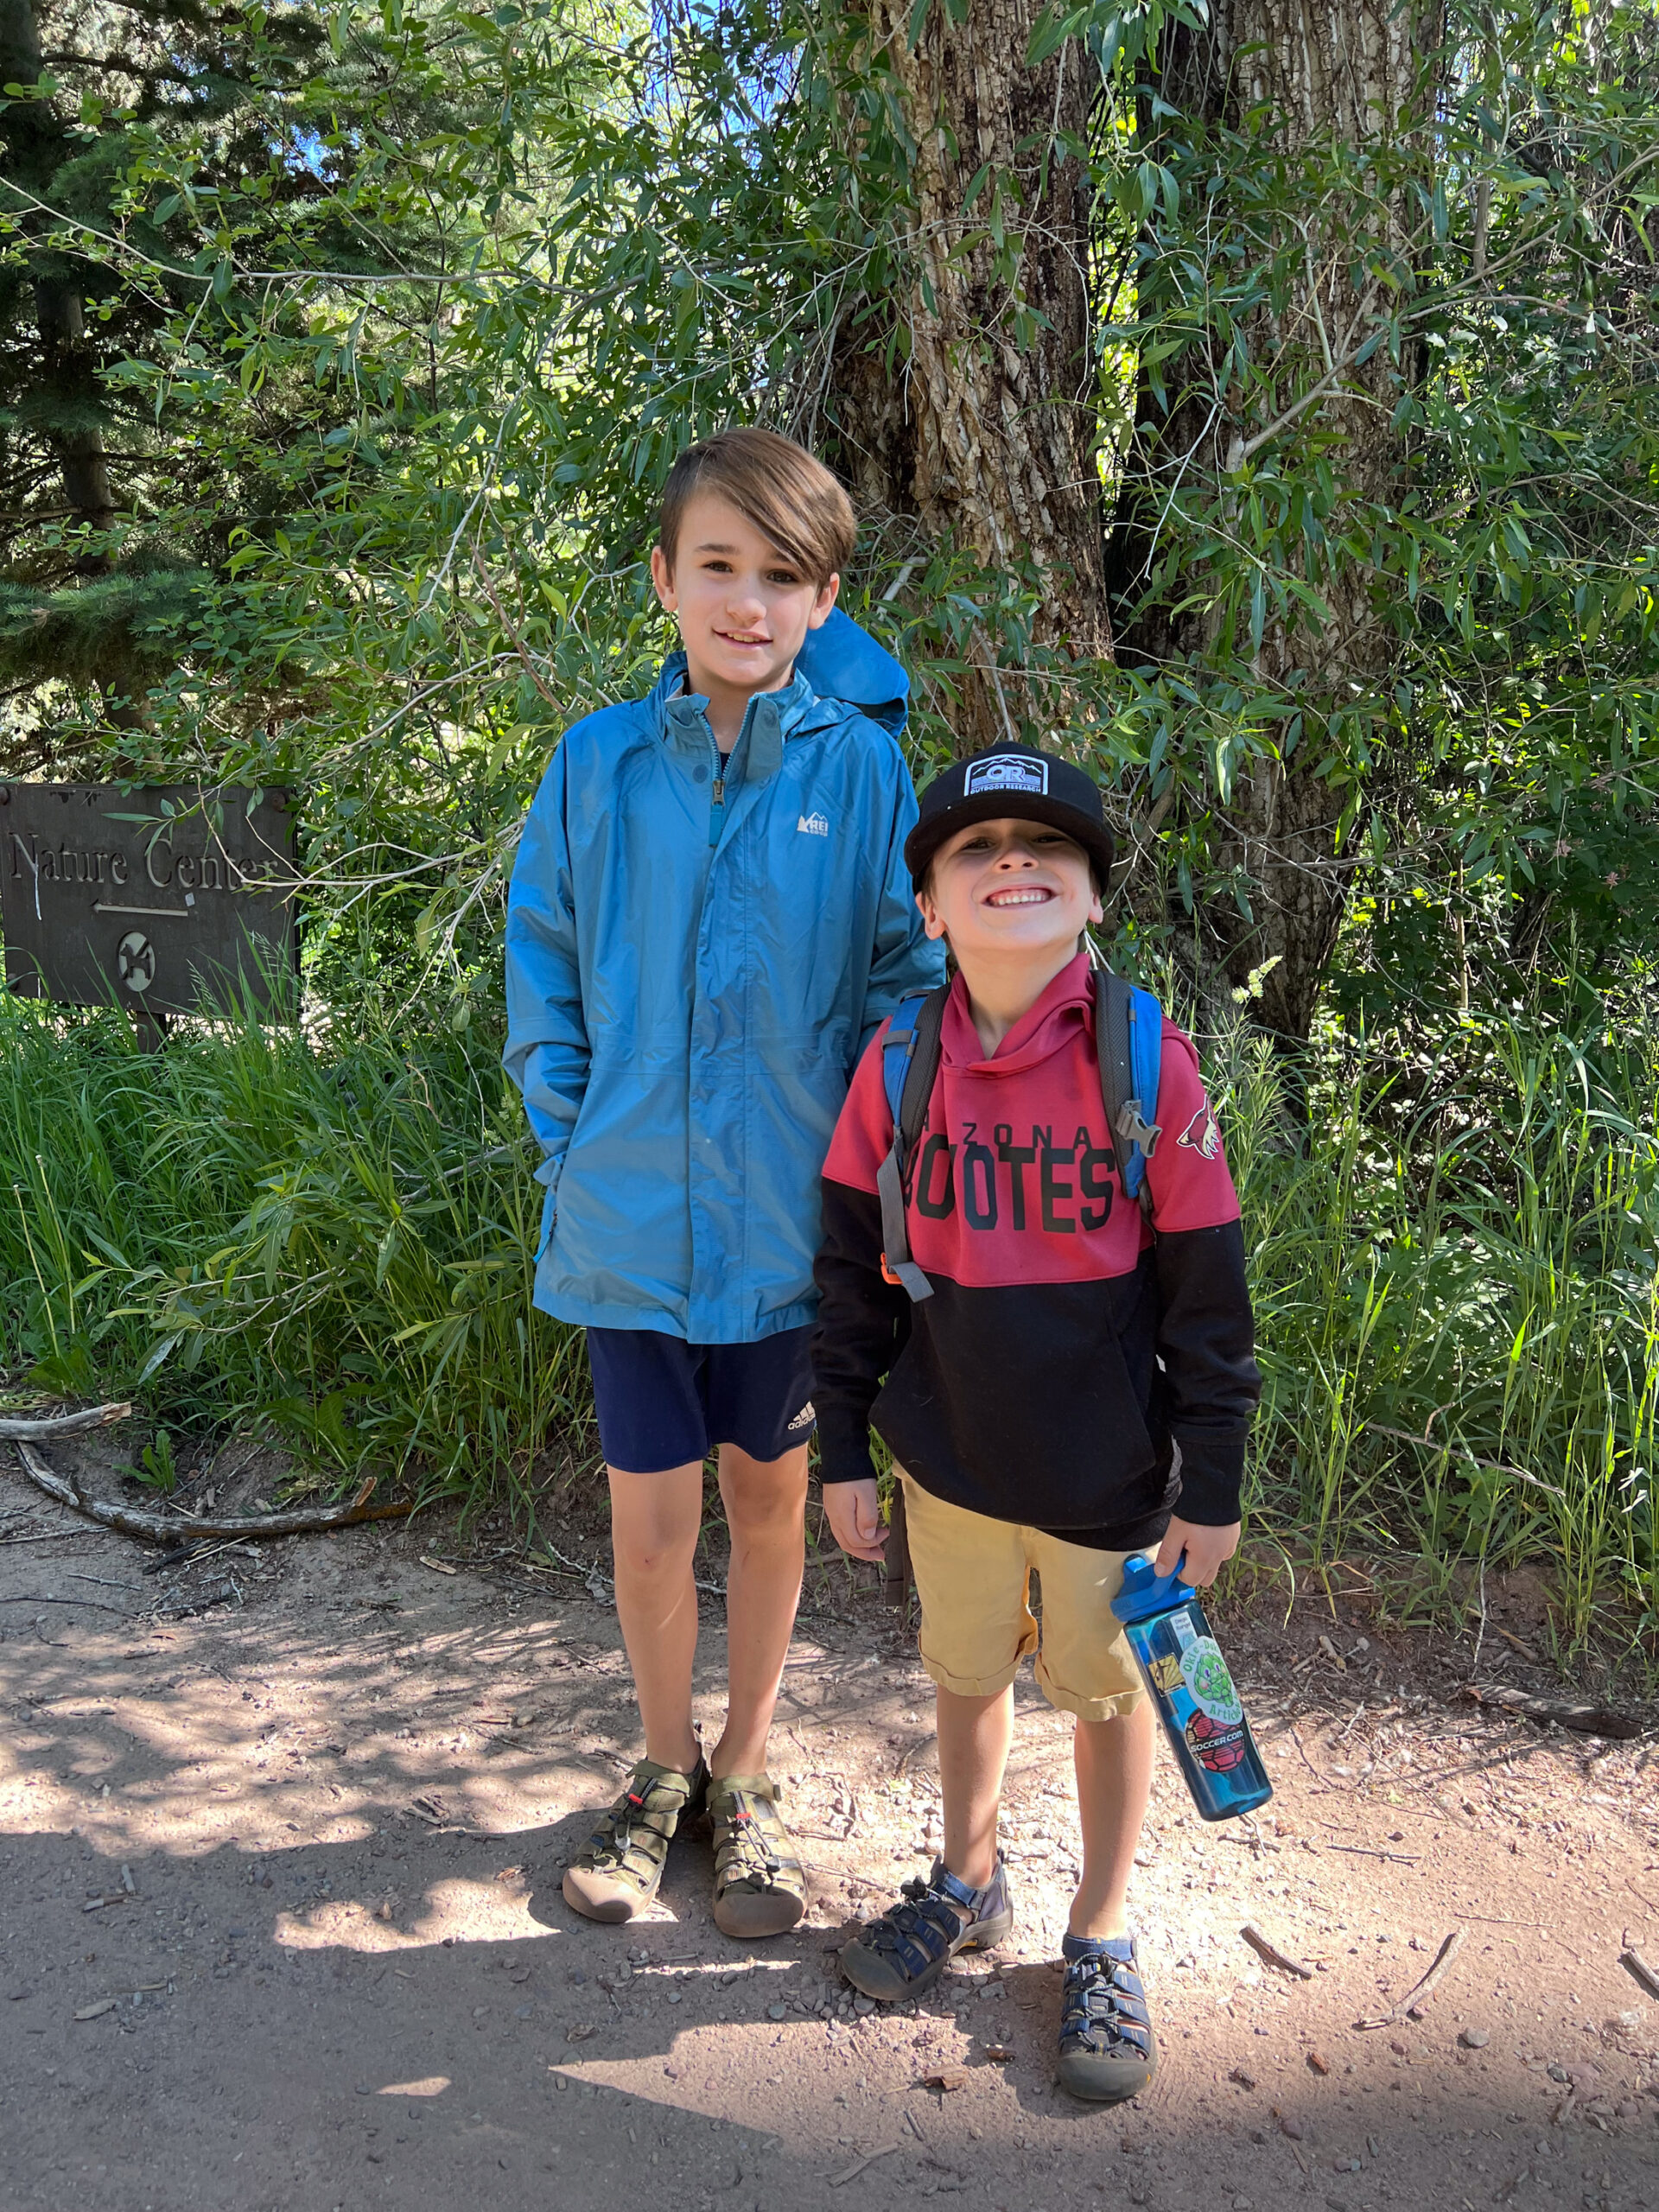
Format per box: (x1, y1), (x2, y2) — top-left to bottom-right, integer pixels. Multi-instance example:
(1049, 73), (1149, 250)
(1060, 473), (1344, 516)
(504, 610), (944, 1342)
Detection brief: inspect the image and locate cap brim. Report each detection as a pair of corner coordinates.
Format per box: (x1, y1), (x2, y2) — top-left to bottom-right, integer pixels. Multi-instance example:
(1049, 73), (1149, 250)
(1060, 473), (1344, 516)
(905, 793), (1116, 893)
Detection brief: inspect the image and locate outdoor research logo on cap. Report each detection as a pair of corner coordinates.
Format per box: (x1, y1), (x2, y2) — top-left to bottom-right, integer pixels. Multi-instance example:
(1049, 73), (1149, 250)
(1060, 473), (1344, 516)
(963, 753), (1049, 798)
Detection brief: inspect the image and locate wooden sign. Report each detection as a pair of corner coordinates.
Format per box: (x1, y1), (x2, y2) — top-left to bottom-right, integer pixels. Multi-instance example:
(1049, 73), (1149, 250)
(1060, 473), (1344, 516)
(1, 784), (297, 1017)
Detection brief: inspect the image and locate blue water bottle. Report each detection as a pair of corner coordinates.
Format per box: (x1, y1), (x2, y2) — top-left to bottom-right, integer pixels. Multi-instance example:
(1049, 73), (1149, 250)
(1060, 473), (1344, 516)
(1111, 1556), (1273, 1821)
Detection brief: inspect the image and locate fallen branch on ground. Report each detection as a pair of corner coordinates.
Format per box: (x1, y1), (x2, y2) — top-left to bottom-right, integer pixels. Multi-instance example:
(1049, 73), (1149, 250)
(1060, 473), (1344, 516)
(12, 1441), (412, 1541)
(1620, 1947), (1659, 2002)
(1459, 1683), (1637, 1739)
(0, 1401), (131, 1440)
(1241, 1923), (1313, 1979)
(1356, 1929), (1464, 2029)
(828, 2146), (899, 2188)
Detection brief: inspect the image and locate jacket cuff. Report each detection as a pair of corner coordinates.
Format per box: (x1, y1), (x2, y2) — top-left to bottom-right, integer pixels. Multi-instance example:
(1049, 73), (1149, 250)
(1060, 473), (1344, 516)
(815, 1407), (879, 1487)
(1171, 1427), (1249, 1526)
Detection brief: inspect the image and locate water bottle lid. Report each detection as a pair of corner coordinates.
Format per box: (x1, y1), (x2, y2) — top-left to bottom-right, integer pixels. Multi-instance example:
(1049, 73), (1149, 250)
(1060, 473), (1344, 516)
(1110, 1553), (1196, 1624)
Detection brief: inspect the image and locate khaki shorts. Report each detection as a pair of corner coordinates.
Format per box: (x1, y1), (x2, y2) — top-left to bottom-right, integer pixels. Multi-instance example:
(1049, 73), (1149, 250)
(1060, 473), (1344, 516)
(899, 1470), (1151, 1722)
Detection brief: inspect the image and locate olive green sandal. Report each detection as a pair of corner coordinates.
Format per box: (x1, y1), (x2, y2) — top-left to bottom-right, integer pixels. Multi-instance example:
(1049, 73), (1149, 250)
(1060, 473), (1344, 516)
(562, 1754), (708, 1924)
(707, 1771), (806, 1939)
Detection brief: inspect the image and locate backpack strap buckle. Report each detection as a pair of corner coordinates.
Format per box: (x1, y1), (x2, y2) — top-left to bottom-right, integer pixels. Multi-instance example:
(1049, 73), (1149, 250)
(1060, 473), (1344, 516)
(1116, 1100), (1162, 1158)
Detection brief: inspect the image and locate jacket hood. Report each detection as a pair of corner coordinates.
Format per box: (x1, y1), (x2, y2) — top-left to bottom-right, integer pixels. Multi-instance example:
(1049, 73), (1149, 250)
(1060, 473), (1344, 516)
(645, 609), (909, 741)
(797, 609), (909, 736)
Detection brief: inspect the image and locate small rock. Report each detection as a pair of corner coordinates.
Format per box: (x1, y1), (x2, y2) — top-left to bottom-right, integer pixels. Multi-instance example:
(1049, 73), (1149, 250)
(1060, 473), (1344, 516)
(925, 2066), (969, 2092)
(1548, 2063), (1571, 2084)
(1280, 2116), (1305, 2140)
(1388, 2039), (1409, 2057)
(854, 1995), (875, 2016)
(1461, 2028), (1491, 2050)
(1615, 2098), (1642, 2119)
(766, 2004), (786, 2022)
(1307, 2050), (1331, 2075)
(1230, 2068), (1257, 2089)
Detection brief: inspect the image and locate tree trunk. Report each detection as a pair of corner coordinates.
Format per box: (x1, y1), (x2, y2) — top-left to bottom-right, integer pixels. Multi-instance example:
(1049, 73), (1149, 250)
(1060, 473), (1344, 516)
(824, 0), (1108, 753)
(0, 0), (118, 539)
(1111, 1), (1443, 1041)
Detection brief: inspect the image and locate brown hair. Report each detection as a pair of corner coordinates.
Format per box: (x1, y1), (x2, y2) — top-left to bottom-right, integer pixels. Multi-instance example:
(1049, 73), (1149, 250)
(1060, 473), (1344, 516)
(658, 426), (855, 588)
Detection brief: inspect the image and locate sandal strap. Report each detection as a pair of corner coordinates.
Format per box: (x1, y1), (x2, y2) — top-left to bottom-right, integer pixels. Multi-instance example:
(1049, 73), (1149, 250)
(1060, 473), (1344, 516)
(1059, 1936), (1153, 2059)
(862, 1864), (982, 1983)
(709, 1775), (804, 1898)
(575, 1758), (704, 1889)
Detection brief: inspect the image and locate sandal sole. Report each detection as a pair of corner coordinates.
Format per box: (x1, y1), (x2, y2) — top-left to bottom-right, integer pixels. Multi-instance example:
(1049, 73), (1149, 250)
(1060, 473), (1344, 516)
(562, 1866), (654, 1924)
(715, 1888), (806, 1940)
(1055, 2047), (1158, 2104)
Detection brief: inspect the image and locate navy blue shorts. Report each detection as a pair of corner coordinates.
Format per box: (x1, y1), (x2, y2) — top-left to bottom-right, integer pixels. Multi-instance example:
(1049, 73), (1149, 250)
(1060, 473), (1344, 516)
(586, 1325), (817, 1474)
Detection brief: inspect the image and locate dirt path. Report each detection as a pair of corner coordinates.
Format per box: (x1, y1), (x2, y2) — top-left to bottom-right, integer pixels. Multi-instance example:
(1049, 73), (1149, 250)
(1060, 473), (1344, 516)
(3, 1442), (1657, 2212)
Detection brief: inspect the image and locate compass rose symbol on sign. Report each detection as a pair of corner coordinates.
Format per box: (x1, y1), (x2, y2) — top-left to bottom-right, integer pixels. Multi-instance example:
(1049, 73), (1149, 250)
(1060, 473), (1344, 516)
(117, 931), (156, 995)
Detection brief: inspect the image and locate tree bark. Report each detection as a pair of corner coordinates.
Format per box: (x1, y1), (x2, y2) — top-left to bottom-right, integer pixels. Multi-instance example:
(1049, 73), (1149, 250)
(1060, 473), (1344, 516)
(0, 0), (118, 538)
(1111, 1), (1443, 1041)
(824, 0), (1108, 753)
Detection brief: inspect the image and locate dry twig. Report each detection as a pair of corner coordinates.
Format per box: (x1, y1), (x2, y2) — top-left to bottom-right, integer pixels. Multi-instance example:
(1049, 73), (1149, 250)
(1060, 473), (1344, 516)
(1354, 1929), (1465, 2031)
(0, 1401), (130, 1441)
(1241, 1923), (1313, 1980)
(1459, 1684), (1637, 1740)
(828, 2146), (899, 2188)
(1619, 1947), (1659, 2002)
(13, 1441), (411, 1541)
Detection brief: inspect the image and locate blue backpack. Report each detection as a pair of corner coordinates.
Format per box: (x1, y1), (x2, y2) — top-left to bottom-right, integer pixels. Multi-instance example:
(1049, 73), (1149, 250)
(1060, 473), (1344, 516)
(876, 970), (1164, 1302)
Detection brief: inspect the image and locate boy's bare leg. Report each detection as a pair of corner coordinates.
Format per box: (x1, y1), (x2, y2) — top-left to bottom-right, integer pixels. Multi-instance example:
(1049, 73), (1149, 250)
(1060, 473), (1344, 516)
(607, 1461), (705, 1774)
(708, 1440), (809, 1777)
(1068, 1697), (1155, 1938)
(938, 1684), (1016, 1890)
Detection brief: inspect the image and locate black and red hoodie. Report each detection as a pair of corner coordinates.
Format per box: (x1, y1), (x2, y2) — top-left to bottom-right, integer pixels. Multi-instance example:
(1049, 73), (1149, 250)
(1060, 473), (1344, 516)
(810, 951), (1260, 1551)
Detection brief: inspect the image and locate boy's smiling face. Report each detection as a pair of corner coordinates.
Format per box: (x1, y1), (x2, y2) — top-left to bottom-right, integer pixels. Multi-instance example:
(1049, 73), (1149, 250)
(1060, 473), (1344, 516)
(918, 817), (1103, 969)
(651, 491), (838, 716)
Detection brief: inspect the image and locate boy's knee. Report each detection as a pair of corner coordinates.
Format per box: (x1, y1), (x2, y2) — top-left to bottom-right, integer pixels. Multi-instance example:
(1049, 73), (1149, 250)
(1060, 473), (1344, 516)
(726, 1478), (806, 1535)
(720, 1446), (808, 1524)
(613, 1523), (697, 1580)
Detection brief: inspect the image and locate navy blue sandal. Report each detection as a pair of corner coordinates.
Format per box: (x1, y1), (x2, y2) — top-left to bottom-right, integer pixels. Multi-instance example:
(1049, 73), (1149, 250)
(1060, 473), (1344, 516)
(839, 1856), (1014, 2002)
(1055, 1932), (1158, 2103)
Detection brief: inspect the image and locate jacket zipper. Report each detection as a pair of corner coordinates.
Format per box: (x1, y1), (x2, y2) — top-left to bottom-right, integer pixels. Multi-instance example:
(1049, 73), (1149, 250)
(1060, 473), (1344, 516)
(709, 759), (727, 846)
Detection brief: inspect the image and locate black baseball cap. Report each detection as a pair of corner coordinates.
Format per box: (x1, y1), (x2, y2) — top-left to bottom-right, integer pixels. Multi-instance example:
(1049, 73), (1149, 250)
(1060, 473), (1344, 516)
(903, 745), (1117, 893)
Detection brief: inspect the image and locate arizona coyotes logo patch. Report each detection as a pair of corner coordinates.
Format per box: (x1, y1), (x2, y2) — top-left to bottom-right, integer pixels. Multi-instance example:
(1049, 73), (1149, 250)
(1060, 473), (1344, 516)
(1176, 1104), (1222, 1160)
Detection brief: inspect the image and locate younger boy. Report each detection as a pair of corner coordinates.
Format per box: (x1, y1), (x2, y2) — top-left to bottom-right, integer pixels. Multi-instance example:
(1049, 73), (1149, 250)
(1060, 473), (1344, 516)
(505, 427), (941, 1938)
(811, 745), (1259, 2101)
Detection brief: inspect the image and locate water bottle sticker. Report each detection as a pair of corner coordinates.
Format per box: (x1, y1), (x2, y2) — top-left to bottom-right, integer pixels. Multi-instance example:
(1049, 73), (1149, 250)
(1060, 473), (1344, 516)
(1147, 1652), (1185, 1693)
(1179, 1637), (1243, 1725)
(1185, 1710), (1248, 1773)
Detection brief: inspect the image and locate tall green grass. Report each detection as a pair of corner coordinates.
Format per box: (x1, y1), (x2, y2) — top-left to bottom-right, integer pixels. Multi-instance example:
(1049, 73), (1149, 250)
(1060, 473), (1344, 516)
(3, 989), (1656, 1646)
(1213, 1007), (1659, 1648)
(0, 995), (590, 1500)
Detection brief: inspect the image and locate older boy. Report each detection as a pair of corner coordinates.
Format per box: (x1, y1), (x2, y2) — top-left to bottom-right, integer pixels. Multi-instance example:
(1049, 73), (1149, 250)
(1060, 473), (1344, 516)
(811, 745), (1259, 2100)
(505, 427), (941, 1937)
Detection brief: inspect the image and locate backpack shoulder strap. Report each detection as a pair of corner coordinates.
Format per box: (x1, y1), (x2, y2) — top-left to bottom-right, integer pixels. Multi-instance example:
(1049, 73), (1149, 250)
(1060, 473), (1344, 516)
(877, 987), (948, 1301)
(1094, 969), (1164, 1222)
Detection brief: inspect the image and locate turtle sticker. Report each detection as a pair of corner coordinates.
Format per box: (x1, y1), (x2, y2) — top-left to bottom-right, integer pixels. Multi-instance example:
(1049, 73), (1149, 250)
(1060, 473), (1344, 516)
(1179, 1637), (1243, 1725)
